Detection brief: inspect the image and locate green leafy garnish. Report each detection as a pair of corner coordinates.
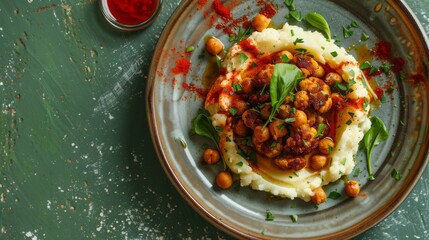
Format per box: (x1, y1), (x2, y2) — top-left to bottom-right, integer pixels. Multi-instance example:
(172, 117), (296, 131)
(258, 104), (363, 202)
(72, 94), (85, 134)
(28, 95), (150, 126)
(291, 215), (298, 223)
(281, 54), (291, 63)
(215, 55), (222, 68)
(328, 191), (341, 200)
(364, 116), (389, 180)
(266, 210), (275, 221)
(185, 46), (195, 53)
(343, 26), (353, 38)
(391, 168), (402, 181)
(330, 51), (338, 57)
(265, 63), (303, 127)
(239, 53), (249, 64)
(359, 61), (372, 70)
(361, 32), (369, 41)
(229, 107), (238, 116)
(315, 123), (326, 138)
(293, 38), (304, 45)
(305, 12), (331, 41)
(289, 10), (303, 21)
(232, 82), (243, 92)
(193, 113), (220, 149)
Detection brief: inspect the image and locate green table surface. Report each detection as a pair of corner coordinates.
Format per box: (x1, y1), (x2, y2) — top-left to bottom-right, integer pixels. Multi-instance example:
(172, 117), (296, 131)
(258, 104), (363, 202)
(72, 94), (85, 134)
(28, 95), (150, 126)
(1, 0), (428, 239)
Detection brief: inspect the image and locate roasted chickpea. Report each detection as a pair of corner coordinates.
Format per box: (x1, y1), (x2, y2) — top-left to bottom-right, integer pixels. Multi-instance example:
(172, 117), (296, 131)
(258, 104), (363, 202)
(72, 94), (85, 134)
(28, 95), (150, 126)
(240, 78), (253, 94)
(325, 72), (342, 86)
(292, 110), (308, 127)
(345, 180), (360, 197)
(277, 50), (293, 63)
(252, 14), (271, 32)
(216, 171), (233, 189)
(294, 90), (310, 110)
(269, 119), (288, 140)
(242, 109), (261, 129)
(277, 104), (291, 119)
(318, 97), (332, 114)
(313, 65), (325, 78)
(311, 188), (327, 205)
(203, 148), (220, 165)
(231, 100), (248, 116)
(233, 119), (250, 137)
(260, 104), (272, 120)
(253, 125), (270, 143)
(206, 37), (224, 55)
(319, 138), (335, 155)
(309, 154), (328, 170)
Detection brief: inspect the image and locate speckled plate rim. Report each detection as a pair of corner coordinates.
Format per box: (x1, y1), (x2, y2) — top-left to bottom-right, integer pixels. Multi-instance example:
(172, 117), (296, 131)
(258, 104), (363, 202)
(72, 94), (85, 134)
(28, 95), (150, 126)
(146, 0), (429, 239)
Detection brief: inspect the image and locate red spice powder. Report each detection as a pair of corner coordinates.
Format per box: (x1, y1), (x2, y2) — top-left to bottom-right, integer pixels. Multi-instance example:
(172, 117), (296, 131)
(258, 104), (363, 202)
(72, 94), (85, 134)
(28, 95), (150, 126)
(215, 15), (249, 35)
(259, 2), (277, 18)
(212, 0), (232, 20)
(391, 57), (404, 73)
(172, 58), (191, 75)
(374, 41), (392, 60)
(373, 87), (384, 99)
(182, 82), (207, 99)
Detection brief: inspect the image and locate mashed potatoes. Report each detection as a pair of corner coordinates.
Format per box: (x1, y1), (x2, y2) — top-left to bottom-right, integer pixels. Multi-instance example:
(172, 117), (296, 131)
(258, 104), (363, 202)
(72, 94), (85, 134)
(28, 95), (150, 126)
(204, 23), (371, 202)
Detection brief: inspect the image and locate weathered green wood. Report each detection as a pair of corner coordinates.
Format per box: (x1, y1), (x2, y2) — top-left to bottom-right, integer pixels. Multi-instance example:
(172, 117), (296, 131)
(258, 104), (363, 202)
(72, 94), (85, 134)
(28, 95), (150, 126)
(0, 0), (428, 239)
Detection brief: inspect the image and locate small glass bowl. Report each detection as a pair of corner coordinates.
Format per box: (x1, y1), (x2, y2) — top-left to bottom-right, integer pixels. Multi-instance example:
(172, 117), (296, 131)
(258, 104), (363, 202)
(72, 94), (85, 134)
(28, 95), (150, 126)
(100, 0), (162, 32)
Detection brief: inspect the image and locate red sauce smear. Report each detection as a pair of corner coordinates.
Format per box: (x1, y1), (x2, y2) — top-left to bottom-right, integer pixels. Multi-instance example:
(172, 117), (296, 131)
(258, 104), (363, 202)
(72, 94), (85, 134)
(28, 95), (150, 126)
(107, 0), (158, 25)
(172, 59), (191, 75)
(239, 39), (260, 57)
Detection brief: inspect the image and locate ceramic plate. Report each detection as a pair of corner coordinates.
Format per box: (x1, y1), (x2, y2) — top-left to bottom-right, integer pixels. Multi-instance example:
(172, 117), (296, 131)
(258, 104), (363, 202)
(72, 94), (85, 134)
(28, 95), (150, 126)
(147, 0), (429, 239)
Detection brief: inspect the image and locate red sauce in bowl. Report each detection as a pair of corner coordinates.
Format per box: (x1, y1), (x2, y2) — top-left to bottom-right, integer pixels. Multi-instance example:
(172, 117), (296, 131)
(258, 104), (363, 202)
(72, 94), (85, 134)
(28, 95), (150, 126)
(106, 0), (159, 25)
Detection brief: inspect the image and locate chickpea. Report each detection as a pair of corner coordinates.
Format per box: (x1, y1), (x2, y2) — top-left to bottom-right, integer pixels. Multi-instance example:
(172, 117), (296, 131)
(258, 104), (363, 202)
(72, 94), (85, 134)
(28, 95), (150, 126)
(231, 100), (248, 116)
(216, 171), (233, 189)
(277, 50), (293, 63)
(240, 78), (253, 94)
(268, 119), (288, 140)
(294, 90), (310, 110)
(252, 14), (271, 32)
(319, 138), (335, 155)
(311, 188), (327, 205)
(203, 148), (220, 165)
(309, 154), (328, 170)
(206, 37), (224, 55)
(345, 180), (360, 197)
(313, 65), (325, 78)
(291, 110), (308, 127)
(277, 104), (291, 119)
(253, 125), (271, 143)
(325, 72), (342, 86)
(318, 97), (332, 114)
(233, 119), (250, 137)
(242, 109), (261, 129)
(260, 104), (272, 120)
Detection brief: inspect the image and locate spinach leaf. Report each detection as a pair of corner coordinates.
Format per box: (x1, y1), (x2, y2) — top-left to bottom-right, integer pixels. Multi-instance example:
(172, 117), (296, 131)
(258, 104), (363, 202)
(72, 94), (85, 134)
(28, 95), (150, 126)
(364, 116), (389, 180)
(265, 64), (303, 126)
(193, 113), (220, 149)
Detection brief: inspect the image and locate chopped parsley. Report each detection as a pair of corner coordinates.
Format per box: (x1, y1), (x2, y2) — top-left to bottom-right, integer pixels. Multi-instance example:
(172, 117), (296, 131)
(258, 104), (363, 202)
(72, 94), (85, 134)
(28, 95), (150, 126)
(293, 38), (304, 45)
(391, 168), (402, 181)
(330, 51), (338, 57)
(266, 210), (275, 221)
(239, 53), (249, 64)
(229, 107), (238, 116)
(343, 26), (353, 38)
(185, 46), (195, 53)
(361, 32), (369, 41)
(232, 82), (243, 92)
(315, 123), (326, 138)
(281, 54), (291, 63)
(328, 191), (341, 200)
(291, 215), (298, 223)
